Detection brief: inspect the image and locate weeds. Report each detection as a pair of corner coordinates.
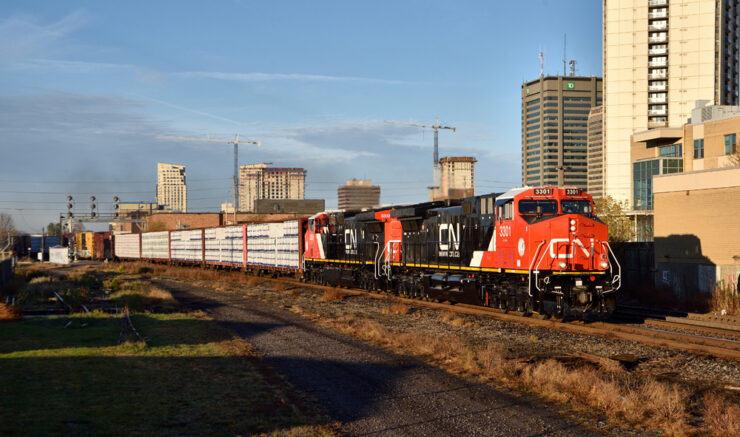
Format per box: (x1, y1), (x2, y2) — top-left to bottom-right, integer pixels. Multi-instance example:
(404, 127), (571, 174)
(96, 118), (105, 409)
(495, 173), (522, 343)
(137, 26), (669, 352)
(711, 281), (739, 315)
(321, 289), (345, 301)
(0, 303), (21, 321)
(439, 311), (473, 327)
(383, 302), (411, 315)
(703, 393), (740, 435)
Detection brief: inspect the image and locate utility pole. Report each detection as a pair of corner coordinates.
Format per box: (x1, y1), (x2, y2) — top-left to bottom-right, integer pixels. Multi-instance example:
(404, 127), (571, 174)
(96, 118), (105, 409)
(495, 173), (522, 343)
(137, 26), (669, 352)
(158, 134), (260, 225)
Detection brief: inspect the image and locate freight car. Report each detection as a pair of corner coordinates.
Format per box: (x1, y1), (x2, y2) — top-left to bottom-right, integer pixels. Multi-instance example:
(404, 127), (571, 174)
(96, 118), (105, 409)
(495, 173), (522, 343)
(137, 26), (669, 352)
(110, 187), (619, 318)
(304, 187), (620, 317)
(112, 219), (305, 276)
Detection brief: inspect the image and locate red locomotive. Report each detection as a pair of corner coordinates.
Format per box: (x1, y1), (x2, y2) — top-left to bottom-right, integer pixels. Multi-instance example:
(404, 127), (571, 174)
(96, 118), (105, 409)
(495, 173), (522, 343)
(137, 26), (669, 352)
(304, 187), (620, 317)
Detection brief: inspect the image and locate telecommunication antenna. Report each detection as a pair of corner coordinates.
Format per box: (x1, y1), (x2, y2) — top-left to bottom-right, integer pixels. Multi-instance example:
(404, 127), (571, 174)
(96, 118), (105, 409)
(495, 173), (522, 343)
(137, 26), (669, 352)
(539, 49), (544, 78)
(569, 59), (577, 76)
(563, 33), (567, 76)
(158, 134), (261, 224)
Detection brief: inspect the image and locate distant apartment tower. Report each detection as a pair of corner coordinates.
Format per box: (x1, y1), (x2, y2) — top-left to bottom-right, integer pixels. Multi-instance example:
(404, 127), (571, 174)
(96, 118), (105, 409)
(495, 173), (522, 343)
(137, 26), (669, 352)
(431, 156), (476, 201)
(587, 106), (605, 199)
(337, 179), (380, 210)
(239, 163), (306, 212)
(522, 76), (602, 189)
(603, 0), (740, 205)
(156, 162), (187, 212)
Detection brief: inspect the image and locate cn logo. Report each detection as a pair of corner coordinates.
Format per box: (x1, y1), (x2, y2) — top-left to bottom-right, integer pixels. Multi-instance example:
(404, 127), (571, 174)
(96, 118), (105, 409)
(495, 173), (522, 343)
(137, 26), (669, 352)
(439, 223), (460, 251)
(344, 229), (358, 251)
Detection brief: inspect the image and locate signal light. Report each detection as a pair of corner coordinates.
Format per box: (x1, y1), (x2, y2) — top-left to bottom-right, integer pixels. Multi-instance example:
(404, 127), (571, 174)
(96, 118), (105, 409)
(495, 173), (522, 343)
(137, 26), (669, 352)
(590, 275), (595, 282)
(558, 261), (567, 269)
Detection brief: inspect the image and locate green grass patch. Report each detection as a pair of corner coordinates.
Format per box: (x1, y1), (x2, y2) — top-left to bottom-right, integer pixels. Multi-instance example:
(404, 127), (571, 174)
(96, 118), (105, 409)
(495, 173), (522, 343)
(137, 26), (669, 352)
(0, 313), (334, 436)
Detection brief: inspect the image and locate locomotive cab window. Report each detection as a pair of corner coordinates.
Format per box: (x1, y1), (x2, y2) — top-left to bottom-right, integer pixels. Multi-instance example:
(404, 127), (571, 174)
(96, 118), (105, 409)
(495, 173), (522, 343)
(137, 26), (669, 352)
(561, 199), (592, 215)
(518, 200), (557, 215)
(497, 200), (513, 221)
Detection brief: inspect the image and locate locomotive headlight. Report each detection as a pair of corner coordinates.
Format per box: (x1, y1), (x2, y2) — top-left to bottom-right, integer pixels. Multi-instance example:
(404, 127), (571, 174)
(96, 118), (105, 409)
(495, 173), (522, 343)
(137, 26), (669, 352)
(570, 226), (576, 232)
(558, 261), (567, 269)
(570, 219), (576, 226)
(600, 261), (609, 269)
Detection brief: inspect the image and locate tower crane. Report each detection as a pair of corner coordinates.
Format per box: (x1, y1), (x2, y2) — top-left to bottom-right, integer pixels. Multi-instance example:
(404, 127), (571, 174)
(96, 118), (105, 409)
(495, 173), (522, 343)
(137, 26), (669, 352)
(384, 118), (456, 195)
(158, 134), (260, 224)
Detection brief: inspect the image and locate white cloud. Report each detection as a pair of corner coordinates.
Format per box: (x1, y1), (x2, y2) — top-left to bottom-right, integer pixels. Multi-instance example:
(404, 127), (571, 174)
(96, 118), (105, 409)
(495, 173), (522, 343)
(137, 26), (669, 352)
(0, 11), (87, 61)
(174, 70), (408, 85)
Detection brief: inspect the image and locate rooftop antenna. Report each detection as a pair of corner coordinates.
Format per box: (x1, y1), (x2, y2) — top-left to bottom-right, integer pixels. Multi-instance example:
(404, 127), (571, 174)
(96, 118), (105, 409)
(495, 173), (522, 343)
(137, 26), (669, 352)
(569, 59), (577, 76)
(539, 48), (544, 78)
(563, 33), (567, 76)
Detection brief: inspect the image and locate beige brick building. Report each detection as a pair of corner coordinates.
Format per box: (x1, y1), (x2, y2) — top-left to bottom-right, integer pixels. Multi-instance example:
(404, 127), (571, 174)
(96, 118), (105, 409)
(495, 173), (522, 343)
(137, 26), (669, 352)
(638, 103), (740, 295)
(603, 0), (739, 206)
(338, 179), (380, 210)
(587, 106), (605, 199)
(431, 156), (476, 201)
(239, 164), (306, 212)
(156, 163), (187, 212)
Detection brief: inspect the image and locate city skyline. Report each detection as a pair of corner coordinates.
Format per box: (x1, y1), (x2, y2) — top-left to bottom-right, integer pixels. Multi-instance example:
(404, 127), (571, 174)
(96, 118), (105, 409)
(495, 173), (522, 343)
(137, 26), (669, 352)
(0, 1), (603, 232)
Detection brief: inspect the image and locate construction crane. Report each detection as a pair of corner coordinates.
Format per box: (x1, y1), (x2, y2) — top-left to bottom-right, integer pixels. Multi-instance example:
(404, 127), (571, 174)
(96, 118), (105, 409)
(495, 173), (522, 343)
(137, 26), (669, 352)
(384, 118), (456, 194)
(158, 134), (260, 224)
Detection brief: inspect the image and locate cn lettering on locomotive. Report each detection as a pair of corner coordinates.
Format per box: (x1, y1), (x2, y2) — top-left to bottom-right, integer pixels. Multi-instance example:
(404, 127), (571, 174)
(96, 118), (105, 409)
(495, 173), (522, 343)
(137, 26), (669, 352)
(303, 186), (620, 318)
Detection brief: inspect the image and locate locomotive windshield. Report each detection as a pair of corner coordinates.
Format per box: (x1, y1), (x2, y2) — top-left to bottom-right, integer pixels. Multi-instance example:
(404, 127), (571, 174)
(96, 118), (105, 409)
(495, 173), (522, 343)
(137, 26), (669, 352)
(518, 200), (557, 215)
(561, 199), (592, 215)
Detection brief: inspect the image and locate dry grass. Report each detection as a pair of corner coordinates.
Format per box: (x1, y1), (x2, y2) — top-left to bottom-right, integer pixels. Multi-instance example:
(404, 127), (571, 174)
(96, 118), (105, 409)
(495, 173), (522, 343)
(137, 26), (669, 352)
(383, 302), (411, 315)
(314, 311), (718, 435)
(272, 282), (286, 292)
(439, 311), (474, 327)
(710, 281), (740, 315)
(321, 288), (345, 301)
(0, 303), (21, 321)
(703, 393), (740, 435)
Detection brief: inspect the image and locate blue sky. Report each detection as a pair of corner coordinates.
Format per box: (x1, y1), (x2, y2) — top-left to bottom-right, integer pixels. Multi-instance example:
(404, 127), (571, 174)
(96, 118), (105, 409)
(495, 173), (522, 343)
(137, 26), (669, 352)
(0, 0), (602, 232)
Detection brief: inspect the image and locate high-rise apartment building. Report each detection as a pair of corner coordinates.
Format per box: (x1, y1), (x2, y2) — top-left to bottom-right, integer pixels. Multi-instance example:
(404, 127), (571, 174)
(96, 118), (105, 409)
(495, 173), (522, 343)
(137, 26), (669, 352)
(239, 163), (306, 212)
(587, 106), (605, 199)
(337, 179), (380, 210)
(156, 162), (187, 212)
(603, 0), (739, 205)
(522, 76), (602, 189)
(429, 156), (476, 201)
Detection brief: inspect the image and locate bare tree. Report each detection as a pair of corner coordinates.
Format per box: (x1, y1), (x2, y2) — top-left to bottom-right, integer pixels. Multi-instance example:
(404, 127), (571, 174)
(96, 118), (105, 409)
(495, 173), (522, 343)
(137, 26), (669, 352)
(593, 196), (635, 244)
(0, 212), (17, 253)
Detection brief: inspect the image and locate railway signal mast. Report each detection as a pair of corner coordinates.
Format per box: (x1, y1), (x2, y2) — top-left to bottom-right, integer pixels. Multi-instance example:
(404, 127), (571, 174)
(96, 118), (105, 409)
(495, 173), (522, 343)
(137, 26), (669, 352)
(385, 118), (456, 197)
(158, 134), (261, 224)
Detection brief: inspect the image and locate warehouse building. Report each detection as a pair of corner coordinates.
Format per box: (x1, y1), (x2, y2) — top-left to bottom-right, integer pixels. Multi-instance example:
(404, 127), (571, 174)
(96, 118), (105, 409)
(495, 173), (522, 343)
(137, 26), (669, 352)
(338, 179), (380, 210)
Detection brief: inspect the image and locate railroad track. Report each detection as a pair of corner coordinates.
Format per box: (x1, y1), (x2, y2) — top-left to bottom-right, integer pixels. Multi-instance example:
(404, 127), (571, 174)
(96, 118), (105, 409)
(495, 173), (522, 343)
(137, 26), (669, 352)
(257, 276), (740, 362)
(40, 262), (740, 362)
(614, 304), (740, 341)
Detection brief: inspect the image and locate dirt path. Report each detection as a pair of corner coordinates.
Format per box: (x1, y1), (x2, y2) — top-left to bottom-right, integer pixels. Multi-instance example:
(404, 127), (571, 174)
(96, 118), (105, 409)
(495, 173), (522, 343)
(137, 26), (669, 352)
(159, 279), (603, 437)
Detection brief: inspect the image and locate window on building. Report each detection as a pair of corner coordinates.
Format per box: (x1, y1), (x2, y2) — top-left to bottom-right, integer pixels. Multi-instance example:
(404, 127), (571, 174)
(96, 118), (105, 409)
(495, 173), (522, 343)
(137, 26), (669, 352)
(659, 143), (682, 157)
(693, 139), (705, 159)
(725, 133), (736, 154)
